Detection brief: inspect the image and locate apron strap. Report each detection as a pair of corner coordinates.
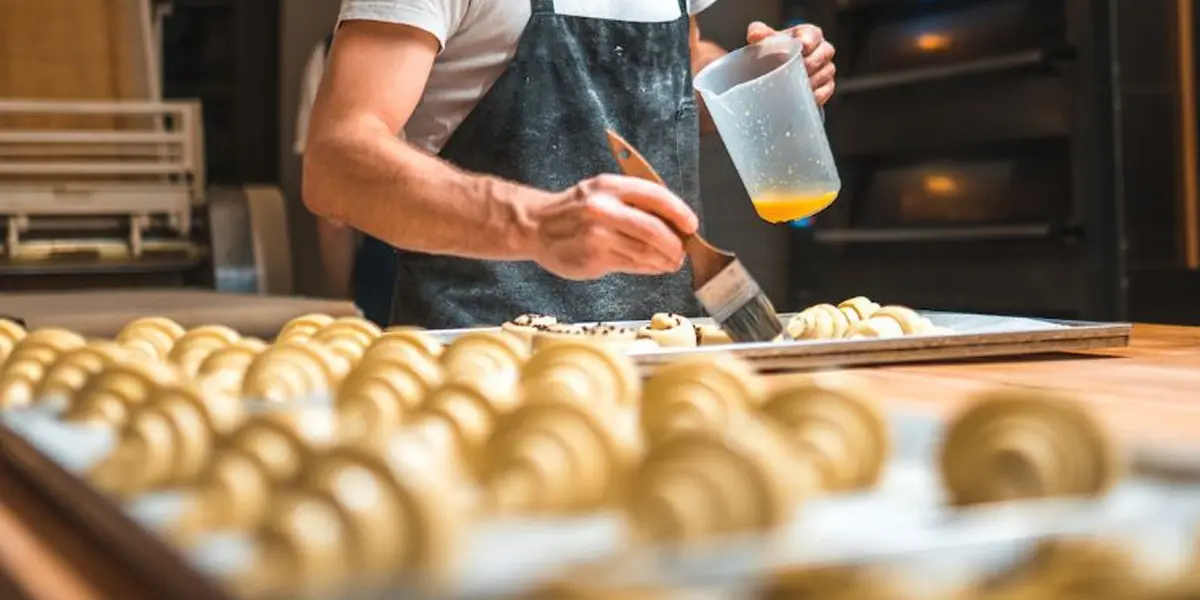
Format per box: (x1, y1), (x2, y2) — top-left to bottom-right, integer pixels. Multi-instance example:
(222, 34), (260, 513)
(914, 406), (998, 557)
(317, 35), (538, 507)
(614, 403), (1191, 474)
(679, 0), (690, 17)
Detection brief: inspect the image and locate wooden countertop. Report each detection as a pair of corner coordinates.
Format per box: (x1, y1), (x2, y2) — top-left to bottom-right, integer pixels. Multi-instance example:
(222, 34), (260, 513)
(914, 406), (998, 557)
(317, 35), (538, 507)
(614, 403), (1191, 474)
(807, 324), (1200, 446)
(1, 323), (1198, 600)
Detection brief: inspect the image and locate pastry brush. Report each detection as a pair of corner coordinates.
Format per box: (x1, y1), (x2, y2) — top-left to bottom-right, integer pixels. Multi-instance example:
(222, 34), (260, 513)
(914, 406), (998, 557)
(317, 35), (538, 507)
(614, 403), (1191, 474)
(605, 130), (788, 343)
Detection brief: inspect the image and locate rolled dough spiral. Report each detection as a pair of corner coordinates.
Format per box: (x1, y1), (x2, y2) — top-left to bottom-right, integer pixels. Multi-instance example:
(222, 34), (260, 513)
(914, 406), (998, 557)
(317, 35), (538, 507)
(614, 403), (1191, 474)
(846, 305), (936, 339)
(311, 317), (382, 357)
(0, 318), (26, 363)
(167, 325), (242, 378)
(640, 353), (767, 448)
(194, 338), (268, 398)
(117, 317), (186, 361)
(482, 397), (640, 515)
(63, 361), (180, 427)
(759, 376), (890, 492)
(91, 383), (244, 495)
(241, 341), (349, 403)
(625, 416), (798, 543)
(441, 331), (529, 384)
(974, 539), (1145, 600)
(760, 564), (900, 600)
(374, 326), (444, 359)
(283, 434), (470, 586)
(337, 352), (444, 445)
(520, 339), (641, 411)
(0, 328), (87, 408)
(939, 389), (1121, 507)
(234, 489), (353, 599)
(32, 342), (129, 403)
(175, 406), (337, 537)
(276, 313), (335, 344)
(785, 297), (884, 340)
(404, 374), (520, 471)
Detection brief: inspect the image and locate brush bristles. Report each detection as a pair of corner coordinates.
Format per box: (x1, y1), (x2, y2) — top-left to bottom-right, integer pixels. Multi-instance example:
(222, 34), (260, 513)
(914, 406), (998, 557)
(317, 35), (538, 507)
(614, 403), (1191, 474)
(715, 292), (787, 343)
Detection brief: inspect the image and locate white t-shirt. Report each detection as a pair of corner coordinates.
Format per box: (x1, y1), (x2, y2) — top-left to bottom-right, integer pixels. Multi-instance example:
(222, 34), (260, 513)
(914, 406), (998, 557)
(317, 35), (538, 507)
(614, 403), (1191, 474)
(336, 0), (721, 154)
(293, 39), (329, 156)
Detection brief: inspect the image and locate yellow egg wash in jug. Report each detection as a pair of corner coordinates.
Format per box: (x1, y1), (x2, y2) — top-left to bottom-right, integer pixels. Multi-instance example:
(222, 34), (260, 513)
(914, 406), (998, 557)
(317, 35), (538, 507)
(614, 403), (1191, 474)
(751, 191), (839, 224)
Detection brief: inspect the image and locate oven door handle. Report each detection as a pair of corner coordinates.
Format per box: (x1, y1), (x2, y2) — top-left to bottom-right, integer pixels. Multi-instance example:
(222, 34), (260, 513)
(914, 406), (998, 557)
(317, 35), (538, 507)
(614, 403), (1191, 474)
(814, 224), (1052, 243)
(837, 49), (1048, 96)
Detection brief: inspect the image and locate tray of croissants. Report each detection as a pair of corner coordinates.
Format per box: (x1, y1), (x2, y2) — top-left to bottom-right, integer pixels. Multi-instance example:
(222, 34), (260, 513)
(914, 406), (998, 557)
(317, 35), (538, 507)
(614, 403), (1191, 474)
(432, 297), (1132, 372)
(0, 311), (1189, 600)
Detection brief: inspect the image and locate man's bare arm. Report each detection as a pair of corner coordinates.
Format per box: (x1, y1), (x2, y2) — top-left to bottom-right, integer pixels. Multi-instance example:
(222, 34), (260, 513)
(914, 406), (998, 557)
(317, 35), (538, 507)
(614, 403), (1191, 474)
(689, 17), (727, 135)
(303, 21), (548, 261)
(317, 220), (356, 298)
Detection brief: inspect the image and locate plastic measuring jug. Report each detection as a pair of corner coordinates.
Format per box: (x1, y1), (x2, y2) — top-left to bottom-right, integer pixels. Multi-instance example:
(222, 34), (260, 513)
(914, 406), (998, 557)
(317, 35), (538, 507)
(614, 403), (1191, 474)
(695, 34), (841, 224)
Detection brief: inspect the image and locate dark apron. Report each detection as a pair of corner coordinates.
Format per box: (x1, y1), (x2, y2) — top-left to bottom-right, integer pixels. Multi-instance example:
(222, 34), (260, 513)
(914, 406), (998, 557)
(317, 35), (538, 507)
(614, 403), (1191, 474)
(324, 33), (398, 327)
(390, 0), (702, 329)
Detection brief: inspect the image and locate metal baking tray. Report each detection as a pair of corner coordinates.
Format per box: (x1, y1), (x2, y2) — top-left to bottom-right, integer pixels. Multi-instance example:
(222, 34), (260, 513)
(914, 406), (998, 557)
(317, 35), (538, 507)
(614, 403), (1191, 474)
(430, 312), (1132, 373)
(4, 405), (1195, 600)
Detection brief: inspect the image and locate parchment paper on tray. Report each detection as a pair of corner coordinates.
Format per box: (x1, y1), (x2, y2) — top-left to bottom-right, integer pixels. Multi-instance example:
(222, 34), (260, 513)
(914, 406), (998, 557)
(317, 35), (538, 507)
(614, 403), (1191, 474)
(923, 312), (1068, 334)
(1, 407), (115, 472)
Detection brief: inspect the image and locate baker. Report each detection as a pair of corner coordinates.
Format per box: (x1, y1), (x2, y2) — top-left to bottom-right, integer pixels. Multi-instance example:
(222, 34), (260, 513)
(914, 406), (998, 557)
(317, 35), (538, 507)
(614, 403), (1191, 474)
(303, 0), (836, 329)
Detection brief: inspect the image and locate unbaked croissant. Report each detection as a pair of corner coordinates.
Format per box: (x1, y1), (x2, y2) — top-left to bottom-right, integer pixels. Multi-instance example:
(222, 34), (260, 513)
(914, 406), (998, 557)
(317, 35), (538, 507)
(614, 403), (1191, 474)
(786, 296), (881, 340)
(0, 318), (26, 364)
(846, 305), (937, 339)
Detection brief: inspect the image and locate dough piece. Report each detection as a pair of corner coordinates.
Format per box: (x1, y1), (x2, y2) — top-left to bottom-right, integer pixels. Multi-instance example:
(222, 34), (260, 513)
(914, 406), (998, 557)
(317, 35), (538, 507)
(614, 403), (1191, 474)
(760, 375), (890, 492)
(695, 324), (733, 346)
(276, 313), (335, 344)
(625, 416), (798, 544)
(531, 323), (590, 351)
(194, 338), (268, 398)
(442, 331), (529, 384)
(939, 389), (1122, 507)
(117, 317), (187, 361)
(482, 397), (640, 515)
(172, 405), (337, 538)
(4, 328), (86, 366)
(0, 329), (87, 409)
(375, 326), (444, 359)
(525, 581), (677, 600)
(312, 316), (382, 349)
(640, 352), (767, 447)
(241, 342), (350, 403)
(976, 539), (1144, 600)
(521, 339), (641, 411)
(405, 375), (521, 470)
(167, 325), (241, 378)
(761, 564), (901, 600)
(638, 313), (697, 348)
(243, 428), (469, 592)
(501, 313), (559, 345)
(32, 342), (129, 403)
(232, 490), (353, 599)
(336, 352), (444, 444)
(786, 303), (850, 340)
(837, 296), (882, 322)
(847, 305), (932, 339)
(318, 335), (368, 366)
(845, 317), (905, 339)
(62, 361), (181, 427)
(0, 318), (26, 364)
(91, 383), (244, 495)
